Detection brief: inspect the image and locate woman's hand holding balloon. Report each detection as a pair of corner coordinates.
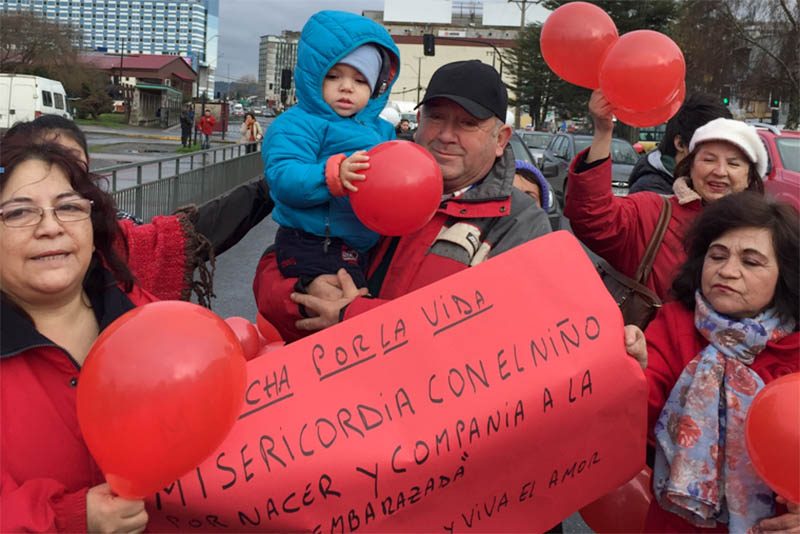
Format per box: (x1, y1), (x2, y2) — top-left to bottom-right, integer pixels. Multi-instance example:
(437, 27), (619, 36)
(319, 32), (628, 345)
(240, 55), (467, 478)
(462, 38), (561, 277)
(586, 90), (614, 164)
(624, 325), (647, 370)
(87, 483), (148, 534)
(754, 496), (800, 532)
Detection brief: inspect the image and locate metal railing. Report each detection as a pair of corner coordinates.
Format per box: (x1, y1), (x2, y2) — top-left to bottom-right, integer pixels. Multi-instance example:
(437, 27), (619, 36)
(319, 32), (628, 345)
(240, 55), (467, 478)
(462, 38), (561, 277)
(97, 144), (263, 221)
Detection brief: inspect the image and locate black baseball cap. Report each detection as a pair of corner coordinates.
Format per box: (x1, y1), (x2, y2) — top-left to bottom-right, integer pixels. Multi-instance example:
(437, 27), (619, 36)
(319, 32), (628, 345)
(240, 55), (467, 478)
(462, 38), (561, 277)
(416, 60), (507, 121)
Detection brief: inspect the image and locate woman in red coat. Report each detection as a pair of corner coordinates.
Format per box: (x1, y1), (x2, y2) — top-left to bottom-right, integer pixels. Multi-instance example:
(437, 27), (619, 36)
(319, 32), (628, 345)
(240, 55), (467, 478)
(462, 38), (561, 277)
(625, 192), (799, 532)
(565, 90), (769, 300)
(0, 139), (156, 531)
(0, 113), (276, 531)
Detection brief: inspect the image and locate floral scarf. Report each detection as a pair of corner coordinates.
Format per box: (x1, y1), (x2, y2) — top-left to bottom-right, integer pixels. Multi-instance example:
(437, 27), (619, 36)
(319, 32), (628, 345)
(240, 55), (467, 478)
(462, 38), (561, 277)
(653, 291), (796, 532)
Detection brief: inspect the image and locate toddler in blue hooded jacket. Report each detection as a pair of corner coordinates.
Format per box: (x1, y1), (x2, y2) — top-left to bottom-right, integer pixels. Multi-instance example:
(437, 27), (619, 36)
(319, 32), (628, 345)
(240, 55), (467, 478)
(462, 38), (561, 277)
(262, 10), (400, 290)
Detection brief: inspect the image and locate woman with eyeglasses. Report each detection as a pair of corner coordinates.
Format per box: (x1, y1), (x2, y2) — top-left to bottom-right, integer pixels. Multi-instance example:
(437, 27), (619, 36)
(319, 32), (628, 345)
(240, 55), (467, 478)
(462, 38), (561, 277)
(3, 115), (274, 305)
(0, 138), (160, 532)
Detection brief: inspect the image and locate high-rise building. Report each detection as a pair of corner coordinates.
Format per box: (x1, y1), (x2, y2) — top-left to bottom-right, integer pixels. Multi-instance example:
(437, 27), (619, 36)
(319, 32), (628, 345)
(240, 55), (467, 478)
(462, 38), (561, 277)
(258, 31), (299, 111)
(0, 0), (219, 96)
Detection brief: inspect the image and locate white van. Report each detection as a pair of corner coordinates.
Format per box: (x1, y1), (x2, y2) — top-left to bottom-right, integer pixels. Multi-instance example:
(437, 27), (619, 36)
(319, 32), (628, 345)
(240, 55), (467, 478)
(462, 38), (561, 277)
(0, 74), (72, 130)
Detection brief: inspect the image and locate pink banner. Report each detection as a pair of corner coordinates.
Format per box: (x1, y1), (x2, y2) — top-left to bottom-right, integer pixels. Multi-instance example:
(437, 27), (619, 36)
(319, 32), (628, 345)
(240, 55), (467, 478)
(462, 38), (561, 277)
(147, 231), (647, 532)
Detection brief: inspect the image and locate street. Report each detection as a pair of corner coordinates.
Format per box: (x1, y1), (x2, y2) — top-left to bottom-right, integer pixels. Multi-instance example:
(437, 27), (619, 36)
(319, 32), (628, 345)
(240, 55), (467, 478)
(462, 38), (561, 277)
(84, 116), (273, 187)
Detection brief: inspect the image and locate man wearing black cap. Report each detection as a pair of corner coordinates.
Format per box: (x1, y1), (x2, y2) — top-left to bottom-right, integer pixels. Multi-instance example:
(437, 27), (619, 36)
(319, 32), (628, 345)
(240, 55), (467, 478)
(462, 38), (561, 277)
(256, 60), (551, 338)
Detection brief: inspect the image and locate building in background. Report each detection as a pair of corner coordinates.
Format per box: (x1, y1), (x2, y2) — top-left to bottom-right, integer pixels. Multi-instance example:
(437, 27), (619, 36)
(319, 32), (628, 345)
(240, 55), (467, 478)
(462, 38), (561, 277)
(81, 52), (196, 126)
(0, 0), (218, 98)
(364, 0), (550, 125)
(258, 31), (299, 112)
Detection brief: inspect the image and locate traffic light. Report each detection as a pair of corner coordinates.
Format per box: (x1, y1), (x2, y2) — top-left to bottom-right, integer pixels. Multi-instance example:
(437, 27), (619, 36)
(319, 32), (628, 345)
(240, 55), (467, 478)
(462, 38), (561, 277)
(721, 86), (731, 106)
(770, 97), (781, 109)
(423, 33), (435, 56)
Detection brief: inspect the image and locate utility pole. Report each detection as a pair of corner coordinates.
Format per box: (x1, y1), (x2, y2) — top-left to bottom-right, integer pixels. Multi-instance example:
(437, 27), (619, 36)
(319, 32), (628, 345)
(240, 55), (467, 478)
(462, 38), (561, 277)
(507, 0), (530, 128)
(119, 38), (129, 123)
(416, 56), (422, 104)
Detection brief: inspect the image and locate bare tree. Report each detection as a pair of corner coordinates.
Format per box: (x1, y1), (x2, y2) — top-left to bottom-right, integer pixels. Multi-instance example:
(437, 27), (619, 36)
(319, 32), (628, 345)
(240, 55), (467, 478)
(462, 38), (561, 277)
(674, 0), (799, 128)
(0, 11), (81, 73)
(722, 0), (798, 127)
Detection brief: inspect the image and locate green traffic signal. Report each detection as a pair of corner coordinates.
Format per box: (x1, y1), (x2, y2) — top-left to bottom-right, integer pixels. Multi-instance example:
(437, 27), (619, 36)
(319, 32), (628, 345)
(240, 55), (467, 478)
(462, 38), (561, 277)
(722, 97), (730, 105)
(771, 98), (780, 107)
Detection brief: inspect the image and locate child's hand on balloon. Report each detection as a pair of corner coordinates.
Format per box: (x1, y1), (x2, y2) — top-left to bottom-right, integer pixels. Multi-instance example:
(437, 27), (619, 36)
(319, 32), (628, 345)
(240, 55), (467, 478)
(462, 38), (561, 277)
(589, 90), (614, 133)
(340, 150), (370, 192)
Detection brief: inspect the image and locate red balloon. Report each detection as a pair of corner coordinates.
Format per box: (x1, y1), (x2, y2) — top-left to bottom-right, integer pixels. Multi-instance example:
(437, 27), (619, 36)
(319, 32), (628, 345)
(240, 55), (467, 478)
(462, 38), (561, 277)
(540, 2), (618, 89)
(580, 467), (653, 532)
(250, 341), (286, 361)
(77, 301), (247, 498)
(613, 82), (686, 127)
(224, 317), (261, 361)
(350, 140), (442, 236)
(746, 373), (800, 503)
(256, 313), (283, 344)
(600, 30), (685, 113)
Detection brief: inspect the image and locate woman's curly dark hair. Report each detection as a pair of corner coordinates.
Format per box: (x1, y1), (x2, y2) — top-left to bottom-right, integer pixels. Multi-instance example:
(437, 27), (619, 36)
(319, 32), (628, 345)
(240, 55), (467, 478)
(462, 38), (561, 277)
(0, 136), (135, 294)
(671, 191), (799, 323)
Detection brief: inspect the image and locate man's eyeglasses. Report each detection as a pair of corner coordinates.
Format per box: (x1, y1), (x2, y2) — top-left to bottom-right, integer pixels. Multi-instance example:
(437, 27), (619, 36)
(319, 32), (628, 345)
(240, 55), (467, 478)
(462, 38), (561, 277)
(0, 198), (93, 227)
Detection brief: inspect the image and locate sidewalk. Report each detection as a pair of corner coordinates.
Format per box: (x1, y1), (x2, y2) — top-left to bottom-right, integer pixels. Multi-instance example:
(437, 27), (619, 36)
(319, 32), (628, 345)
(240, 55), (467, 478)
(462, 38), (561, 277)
(80, 123), (235, 144)
(80, 123), (182, 142)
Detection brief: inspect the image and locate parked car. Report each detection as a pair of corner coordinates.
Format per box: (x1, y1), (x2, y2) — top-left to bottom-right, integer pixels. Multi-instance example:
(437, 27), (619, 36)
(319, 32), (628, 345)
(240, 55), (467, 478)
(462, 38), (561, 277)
(754, 123), (800, 210)
(540, 133), (639, 207)
(517, 130), (553, 168)
(509, 132), (562, 230)
(0, 74), (72, 130)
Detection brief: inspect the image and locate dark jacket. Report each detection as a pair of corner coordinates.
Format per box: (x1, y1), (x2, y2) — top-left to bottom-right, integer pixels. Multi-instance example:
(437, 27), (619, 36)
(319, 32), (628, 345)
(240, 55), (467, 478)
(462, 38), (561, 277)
(628, 149), (675, 195)
(179, 109), (194, 129)
(254, 146), (552, 341)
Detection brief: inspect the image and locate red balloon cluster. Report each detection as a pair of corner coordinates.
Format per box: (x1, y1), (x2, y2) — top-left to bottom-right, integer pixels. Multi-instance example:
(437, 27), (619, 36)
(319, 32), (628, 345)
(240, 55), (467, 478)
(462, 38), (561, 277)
(580, 467), (653, 532)
(541, 2), (686, 127)
(746, 373), (800, 503)
(225, 315), (285, 361)
(77, 301), (247, 498)
(350, 140), (442, 236)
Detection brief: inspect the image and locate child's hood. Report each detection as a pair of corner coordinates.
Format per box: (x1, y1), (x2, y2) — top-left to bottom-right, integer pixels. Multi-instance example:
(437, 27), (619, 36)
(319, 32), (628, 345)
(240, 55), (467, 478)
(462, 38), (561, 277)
(294, 10), (400, 121)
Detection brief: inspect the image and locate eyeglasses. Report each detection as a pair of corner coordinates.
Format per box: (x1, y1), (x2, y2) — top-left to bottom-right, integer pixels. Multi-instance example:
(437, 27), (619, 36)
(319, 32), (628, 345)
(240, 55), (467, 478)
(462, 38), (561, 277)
(0, 198), (93, 228)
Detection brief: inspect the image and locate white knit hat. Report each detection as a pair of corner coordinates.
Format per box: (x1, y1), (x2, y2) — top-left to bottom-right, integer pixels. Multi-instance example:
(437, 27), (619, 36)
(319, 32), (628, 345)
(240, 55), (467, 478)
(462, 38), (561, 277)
(689, 118), (768, 178)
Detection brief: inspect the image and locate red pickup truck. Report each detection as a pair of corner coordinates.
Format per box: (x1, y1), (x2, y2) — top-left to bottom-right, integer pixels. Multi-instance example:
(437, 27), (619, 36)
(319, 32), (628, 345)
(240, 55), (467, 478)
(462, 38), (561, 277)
(755, 123), (800, 210)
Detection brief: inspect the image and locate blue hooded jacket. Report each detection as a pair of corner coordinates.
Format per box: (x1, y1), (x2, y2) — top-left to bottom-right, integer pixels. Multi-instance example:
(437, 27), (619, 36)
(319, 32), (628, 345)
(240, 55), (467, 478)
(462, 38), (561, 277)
(263, 11), (400, 252)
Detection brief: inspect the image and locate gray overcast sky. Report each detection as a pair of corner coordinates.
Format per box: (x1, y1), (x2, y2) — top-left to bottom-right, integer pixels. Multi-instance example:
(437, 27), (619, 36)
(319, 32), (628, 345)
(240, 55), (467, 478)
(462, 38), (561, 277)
(218, 0), (386, 82)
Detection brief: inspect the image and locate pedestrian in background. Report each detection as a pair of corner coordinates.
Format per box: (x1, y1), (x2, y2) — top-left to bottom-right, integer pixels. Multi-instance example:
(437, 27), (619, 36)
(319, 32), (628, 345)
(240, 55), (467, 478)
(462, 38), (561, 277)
(513, 159), (551, 210)
(395, 118), (414, 140)
(179, 104), (194, 148)
(197, 109), (215, 150)
(239, 112), (263, 154)
(628, 94), (732, 194)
